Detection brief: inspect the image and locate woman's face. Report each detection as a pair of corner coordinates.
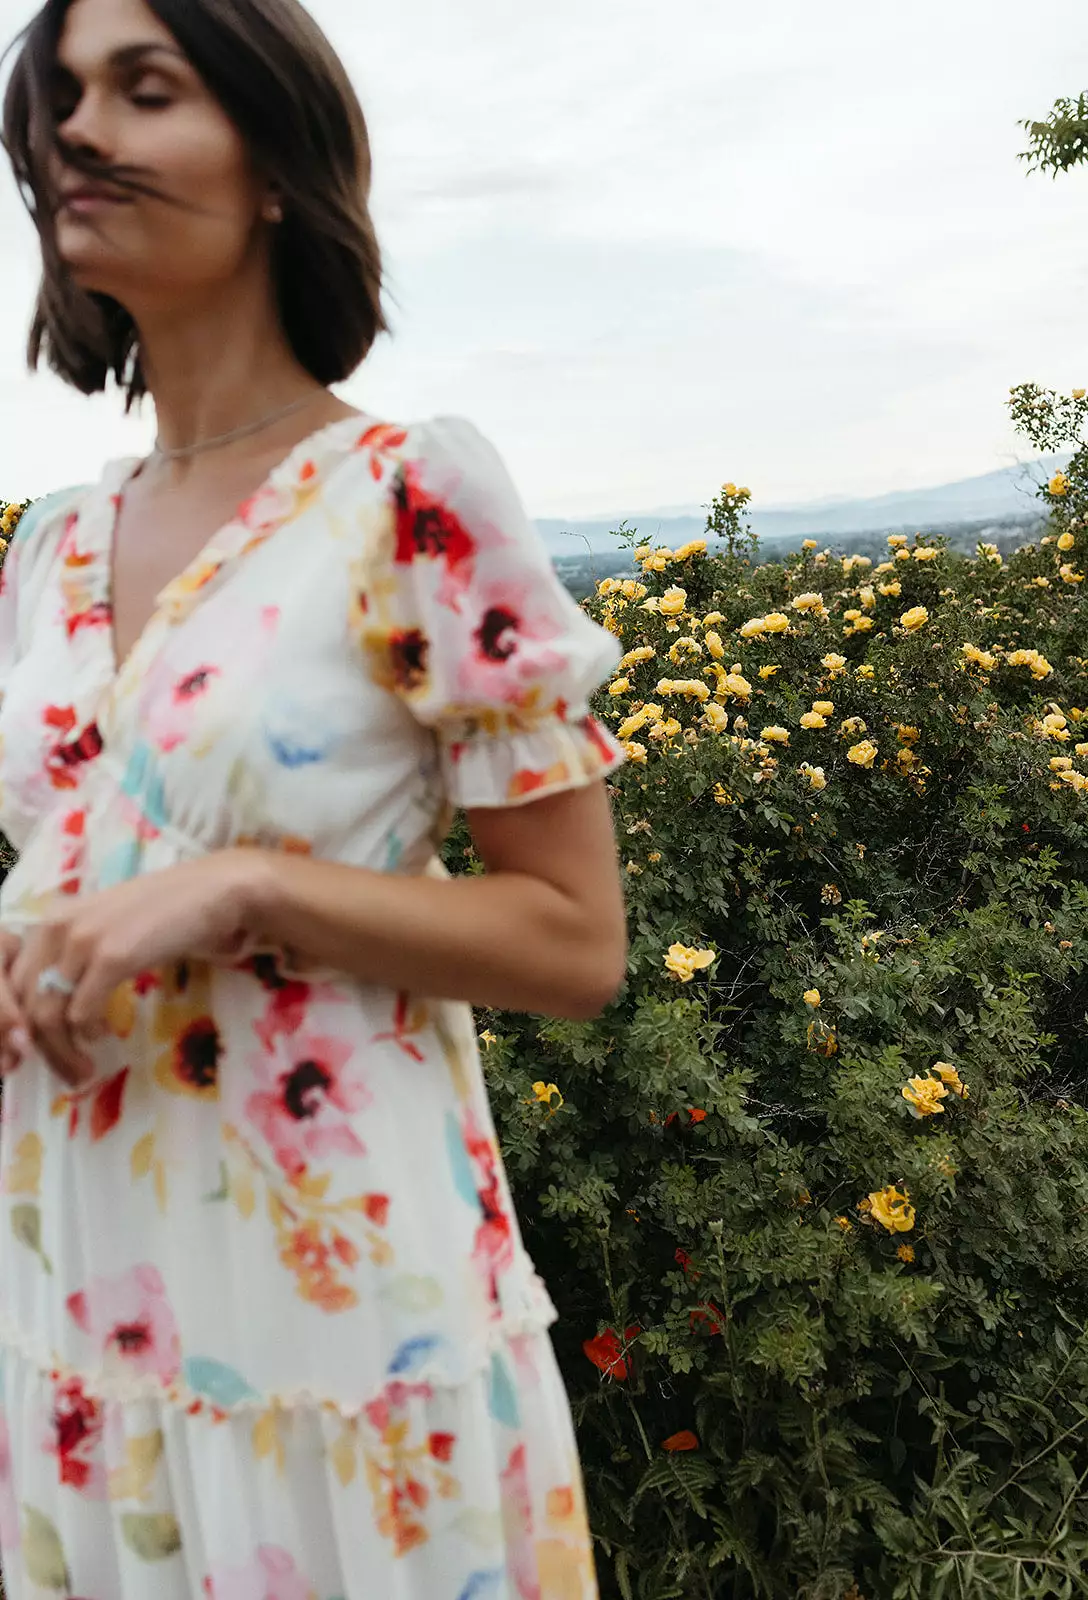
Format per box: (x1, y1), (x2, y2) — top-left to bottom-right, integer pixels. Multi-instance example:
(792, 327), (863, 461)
(48, 0), (271, 307)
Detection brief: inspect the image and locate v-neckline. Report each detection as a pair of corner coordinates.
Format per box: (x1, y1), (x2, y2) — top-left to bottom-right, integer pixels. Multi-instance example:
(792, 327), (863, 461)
(98, 410), (370, 685)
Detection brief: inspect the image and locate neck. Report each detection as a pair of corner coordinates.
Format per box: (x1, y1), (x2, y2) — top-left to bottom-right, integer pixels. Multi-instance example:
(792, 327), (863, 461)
(132, 274), (326, 463)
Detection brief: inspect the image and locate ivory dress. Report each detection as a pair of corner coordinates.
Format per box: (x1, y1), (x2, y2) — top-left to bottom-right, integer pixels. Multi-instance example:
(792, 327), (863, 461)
(0, 412), (624, 1599)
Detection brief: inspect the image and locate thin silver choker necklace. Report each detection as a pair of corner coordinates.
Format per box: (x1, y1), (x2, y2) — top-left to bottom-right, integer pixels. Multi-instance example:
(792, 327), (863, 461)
(150, 392), (324, 463)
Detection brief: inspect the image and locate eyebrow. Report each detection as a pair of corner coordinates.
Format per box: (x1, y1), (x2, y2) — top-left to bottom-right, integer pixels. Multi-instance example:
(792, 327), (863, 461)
(55, 41), (187, 77)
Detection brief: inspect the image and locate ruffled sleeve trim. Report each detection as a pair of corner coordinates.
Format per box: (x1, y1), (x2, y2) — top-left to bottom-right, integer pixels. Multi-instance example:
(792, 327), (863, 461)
(439, 710), (625, 809)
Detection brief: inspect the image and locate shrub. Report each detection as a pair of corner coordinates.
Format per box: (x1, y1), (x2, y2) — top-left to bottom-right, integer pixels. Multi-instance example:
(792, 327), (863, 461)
(449, 390), (1088, 1597)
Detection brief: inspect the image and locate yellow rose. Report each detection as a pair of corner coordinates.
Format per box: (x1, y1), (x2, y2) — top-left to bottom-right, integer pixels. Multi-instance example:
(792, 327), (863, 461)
(739, 617), (766, 638)
(608, 678), (631, 695)
(758, 664), (781, 679)
(703, 703), (729, 732)
(857, 664), (876, 680)
(704, 630), (725, 660)
(664, 943), (716, 983)
(761, 726), (790, 744)
(618, 645), (655, 669)
(1050, 471), (1071, 497)
(900, 606), (929, 631)
(659, 585), (688, 616)
(702, 611), (724, 626)
(800, 711), (826, 730)
(822, 653), (847, 673)
(932, 1061), (968, 1099)
(895, 548), (912, 563)
(802, 539), (818, 550)
(887, 534), (908, 548)
(791, 591), (825, 612)
(623, 740), (648, 763)
(902, 1075), (948, 1118)
(617, 710), (649, 740)
(800, 763), (827, 790)
(847, 739), (878, 768)
(803, 988), (821, 1007)
(879, 581), (902, 597)
(762, 612), (790, 634)
(812, 701), (834, 716)
(868, 1185), (915, 1233)
(913, 546), (939, 562)
(725, 672), (753, 698)
(1074, 388), (1086, 400)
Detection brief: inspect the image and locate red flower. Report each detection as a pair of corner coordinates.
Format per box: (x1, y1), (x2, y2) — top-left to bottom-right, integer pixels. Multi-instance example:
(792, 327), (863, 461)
(689, 1300), (726, 1336)
(674, 1248), (700, 1280)
(665, 1107), (708, 1129)
(583, 1324), (641, 1380)
(663, 1430), (699, 1452)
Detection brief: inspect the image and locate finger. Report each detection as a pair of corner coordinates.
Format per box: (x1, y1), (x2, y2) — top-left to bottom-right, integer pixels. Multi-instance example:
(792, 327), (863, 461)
(20, 935), (94, 1087)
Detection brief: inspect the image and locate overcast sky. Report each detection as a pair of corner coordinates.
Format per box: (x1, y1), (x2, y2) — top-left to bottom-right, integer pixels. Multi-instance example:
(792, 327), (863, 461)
(0, 0), (1084, 518)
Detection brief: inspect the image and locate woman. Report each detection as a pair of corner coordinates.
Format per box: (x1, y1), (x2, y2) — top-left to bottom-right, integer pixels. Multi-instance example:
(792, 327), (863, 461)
(0, 0), (628, 1593)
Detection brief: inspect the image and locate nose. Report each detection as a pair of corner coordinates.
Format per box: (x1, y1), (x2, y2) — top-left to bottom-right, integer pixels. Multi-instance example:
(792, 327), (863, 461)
(56, 87), (116, 170)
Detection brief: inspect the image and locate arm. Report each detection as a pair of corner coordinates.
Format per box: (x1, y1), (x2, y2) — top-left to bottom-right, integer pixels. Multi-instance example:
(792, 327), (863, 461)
(240, 781), (627, 1019)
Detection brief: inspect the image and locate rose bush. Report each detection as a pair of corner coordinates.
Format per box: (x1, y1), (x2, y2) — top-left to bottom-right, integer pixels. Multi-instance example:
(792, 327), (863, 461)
(448, 390), (1088, 1597)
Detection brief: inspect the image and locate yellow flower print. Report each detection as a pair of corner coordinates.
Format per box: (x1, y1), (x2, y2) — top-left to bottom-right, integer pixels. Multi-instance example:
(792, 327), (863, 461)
(152, 963), (221, 1100)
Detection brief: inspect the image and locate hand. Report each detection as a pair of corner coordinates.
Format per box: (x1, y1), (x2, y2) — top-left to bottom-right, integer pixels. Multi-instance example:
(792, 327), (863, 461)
(10, 851), (265, 1086)
(0, 929), (28, 1077)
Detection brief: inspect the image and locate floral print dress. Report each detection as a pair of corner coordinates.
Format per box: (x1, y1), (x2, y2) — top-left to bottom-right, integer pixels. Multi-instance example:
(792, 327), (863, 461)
(0, 413), (624, 1600)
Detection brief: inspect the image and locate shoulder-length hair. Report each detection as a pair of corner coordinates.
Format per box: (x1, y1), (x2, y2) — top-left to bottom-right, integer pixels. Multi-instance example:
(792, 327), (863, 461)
(2, 0), (389, 404)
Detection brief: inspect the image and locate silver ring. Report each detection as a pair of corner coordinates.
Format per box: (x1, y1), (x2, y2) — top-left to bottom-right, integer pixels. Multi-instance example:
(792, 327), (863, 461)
(36, 966), (76, 999)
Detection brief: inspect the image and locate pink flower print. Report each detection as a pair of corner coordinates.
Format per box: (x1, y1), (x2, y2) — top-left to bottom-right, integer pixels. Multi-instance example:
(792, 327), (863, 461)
(245, 1034), (371, 1179)
(0, 1412), (20, 1551)
(42, 1375), (106, 1497)
(140, 606), (279, 753)
(66, 1263), (182, 1386)
(203, 1544), (316, 1600)
(456, 575), (566, 708)
(500, 1442), (540, 1600)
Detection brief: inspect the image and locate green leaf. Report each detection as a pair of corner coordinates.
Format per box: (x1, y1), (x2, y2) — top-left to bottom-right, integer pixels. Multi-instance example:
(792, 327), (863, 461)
(22, 1505), (69, 1590)
(11, 1203), (52, 1273)
(120, 1511), (183, 1561)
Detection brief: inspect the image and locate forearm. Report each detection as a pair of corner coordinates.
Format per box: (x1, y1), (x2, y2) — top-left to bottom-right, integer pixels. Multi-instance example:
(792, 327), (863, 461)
(240, 850), (624, 1019)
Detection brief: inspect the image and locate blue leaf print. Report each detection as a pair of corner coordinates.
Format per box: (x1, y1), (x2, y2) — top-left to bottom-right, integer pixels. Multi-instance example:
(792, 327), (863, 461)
(183, 1357), (260, 1408)
(387, 1335), (444, 1376)
(263, 701), (340, 769)
(488, 1350), (520, 1428)
(445, 1111), (482, 1211)
(457, 1573), (505, 1600)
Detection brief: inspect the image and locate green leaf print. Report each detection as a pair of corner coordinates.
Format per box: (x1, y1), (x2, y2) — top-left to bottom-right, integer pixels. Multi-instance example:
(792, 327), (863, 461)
(22, 1505), (70, 1590)
(11, 1204), (52, 1273)
(120, 1511), (183, 1561)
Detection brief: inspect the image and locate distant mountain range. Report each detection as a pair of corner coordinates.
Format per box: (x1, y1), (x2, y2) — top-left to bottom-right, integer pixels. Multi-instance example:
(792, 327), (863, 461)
(536, 453), (1070, 556)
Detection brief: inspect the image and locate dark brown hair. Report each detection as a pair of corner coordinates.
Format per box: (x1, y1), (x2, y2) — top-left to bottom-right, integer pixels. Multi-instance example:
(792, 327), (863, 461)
(2, 0), (390, 403)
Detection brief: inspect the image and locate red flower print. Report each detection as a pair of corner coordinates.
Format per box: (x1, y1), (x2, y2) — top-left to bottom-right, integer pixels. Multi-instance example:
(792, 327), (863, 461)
(355, 421), (409, 480)
(392, 461), (477, 607)
(428, 1431), (456, 1462)
(44, 1375), (106, 1495)
(44, 718), (103, 791)
(278, 1222), (358, 1314)
(387, 628), (430, 694)
(456, 576), (565, 706)
(582, 1324), (641, 1381)
(458, 1106), (515, 1308)
(245, 1033), (371, 1178)
(66, 1263), (181, 1385)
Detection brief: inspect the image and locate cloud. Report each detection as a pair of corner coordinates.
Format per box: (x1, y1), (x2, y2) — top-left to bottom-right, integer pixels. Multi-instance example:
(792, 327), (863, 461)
(0, 0), (1085, 515)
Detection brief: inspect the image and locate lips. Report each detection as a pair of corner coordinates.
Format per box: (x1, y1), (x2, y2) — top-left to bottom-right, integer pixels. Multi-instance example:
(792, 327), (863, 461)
(59, 183), (132, 213)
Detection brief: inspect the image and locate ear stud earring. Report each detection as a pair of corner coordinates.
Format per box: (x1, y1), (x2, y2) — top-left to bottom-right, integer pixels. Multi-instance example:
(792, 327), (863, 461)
(263, 200), (284, 223)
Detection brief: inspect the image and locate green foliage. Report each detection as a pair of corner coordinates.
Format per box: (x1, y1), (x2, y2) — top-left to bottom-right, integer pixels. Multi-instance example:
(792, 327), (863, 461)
(1020, 94), (1088, 178)
(447, 386), (1088, 1596)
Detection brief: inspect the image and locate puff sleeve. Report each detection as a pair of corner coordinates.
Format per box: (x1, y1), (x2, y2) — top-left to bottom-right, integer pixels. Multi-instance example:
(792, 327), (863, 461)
(362, 415), (626, 808)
